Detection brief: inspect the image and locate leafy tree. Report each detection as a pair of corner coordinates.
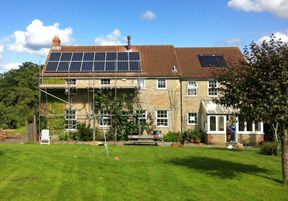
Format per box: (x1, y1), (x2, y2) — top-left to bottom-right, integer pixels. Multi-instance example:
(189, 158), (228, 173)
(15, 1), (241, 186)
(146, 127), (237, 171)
(0, 62), (39, 128)
(93, 88), (146, 140)
(213, 35), (288, 184)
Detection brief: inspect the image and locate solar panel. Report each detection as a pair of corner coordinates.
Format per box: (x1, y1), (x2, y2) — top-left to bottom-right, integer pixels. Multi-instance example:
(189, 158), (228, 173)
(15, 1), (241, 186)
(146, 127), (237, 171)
(106, 61), (116, 71)
(83, 52), (94, 61)
(60, 53), (72, 61)
(57, 62), (70, 72)
(118, 52), (128, 60)
(82, 62), (93, 71)
(94, 62), (105, 71)
(45, 51), (141, 73)
(118, 61), (129, 71)
(95, 52), (105, 61)
(70, 62), (82, 72)
(106, 52), (116, 60)
(72, 53), (83, 61)
(46, 62), (58, 72)
(198, 55), (226, 67)
(130, 61), (140, 71)
(49, 53), (61, 61)
(129, 52), (140, 60)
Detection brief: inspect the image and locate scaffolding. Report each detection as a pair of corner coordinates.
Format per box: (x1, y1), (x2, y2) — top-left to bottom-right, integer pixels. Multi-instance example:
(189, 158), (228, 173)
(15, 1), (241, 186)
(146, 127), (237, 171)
(38, 49), (154, 144)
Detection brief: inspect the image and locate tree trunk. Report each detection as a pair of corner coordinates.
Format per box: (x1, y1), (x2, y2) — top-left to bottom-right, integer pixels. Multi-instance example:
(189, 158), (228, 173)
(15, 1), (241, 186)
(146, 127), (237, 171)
(281, 126), (288, 185)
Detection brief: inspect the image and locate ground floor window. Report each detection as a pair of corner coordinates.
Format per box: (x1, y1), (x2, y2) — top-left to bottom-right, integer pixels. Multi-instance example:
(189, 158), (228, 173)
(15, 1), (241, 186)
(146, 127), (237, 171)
(237, 119), (263, 133)
(156, 110), (168, 127)
(208, 115), (225, 133)
(65, 109), (77, 130)
(99, 111), (111, 127)
(187, 113), (198, 125)
(135, 110), (147, 124)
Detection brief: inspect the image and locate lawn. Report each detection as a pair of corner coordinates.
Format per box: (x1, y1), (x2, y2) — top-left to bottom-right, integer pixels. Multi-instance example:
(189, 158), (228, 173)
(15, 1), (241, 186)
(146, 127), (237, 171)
(0, 145), (287, 201)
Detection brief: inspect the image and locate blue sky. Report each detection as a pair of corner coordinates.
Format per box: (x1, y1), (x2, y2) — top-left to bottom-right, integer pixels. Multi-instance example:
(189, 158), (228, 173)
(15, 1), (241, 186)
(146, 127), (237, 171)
(0, 0), (287, 72)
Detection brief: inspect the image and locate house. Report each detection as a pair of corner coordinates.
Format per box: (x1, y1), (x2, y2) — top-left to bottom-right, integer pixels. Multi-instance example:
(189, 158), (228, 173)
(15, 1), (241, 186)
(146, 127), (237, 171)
(39, 36), (264, 145)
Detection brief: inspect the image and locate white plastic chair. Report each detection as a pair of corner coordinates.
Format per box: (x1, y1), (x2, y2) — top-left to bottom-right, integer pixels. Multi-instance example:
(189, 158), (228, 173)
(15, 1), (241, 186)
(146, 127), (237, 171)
(40, 129), (51, 145)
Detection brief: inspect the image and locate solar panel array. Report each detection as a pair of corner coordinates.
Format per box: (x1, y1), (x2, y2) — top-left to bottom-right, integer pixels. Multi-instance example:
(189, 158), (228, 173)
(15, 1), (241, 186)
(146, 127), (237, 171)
(198, 55), (226, 67)
(45, 52), (141, 73)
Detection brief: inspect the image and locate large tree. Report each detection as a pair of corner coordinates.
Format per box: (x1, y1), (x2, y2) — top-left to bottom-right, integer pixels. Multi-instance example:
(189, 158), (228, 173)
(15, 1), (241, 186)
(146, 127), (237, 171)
(0, 62), (39, 128)
(213, 35), (288, 184)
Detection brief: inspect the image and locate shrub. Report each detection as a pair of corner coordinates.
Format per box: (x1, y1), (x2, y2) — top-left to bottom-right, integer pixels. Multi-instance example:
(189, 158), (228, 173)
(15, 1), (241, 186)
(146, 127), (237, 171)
(163, 132), (179, 142)
(260, 142), (280, 156)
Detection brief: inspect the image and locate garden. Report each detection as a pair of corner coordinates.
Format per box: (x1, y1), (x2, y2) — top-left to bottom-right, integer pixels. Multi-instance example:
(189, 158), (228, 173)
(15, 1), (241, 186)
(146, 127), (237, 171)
(0, 144), (287, 201)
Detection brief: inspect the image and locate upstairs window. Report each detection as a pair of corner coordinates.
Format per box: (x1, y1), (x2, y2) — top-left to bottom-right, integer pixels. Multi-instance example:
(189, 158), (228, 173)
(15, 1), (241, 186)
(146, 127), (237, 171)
(66, 79), (76, 85)
(137, 78), (145, 89)
(157, 79), (167, 89)
(198, 55), (226, 67)
(187, 81), (198, 96)
(208, 80), (218, 96)
(101, 79), (110, 85)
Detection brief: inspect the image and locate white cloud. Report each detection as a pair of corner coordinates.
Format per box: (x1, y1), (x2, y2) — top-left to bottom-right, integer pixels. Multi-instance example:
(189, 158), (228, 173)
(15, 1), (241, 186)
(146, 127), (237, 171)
(228, 0), (288, 18)
(224, 38), (243, 46)
(0, 45), (3, 61)
(0, 45), (21, 72)
(8, 19), (73, 56)
(94, 29), (126, 45)
(258, 30), (288, 43)
(142, 10), (157, 20)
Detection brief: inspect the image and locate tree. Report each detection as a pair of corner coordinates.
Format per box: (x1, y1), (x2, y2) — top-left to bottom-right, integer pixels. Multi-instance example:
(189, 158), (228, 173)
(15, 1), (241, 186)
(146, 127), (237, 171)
(0, 62), (39, 128)
(212, 35), (288, 184)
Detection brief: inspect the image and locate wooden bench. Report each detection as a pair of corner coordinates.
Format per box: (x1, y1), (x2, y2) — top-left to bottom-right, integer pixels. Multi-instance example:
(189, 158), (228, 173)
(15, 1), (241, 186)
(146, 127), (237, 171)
(125, 135), (163, 146)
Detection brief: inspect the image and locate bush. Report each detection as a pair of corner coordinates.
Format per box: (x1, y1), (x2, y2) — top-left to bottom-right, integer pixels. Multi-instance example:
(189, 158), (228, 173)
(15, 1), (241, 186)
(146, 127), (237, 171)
(163, 132), (179, 142)
(260, 142), (280, 156)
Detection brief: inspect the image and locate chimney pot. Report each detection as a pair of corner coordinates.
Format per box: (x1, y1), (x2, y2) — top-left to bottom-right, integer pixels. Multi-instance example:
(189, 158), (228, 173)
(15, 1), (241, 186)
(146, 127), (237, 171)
(52, 36), (61, 49)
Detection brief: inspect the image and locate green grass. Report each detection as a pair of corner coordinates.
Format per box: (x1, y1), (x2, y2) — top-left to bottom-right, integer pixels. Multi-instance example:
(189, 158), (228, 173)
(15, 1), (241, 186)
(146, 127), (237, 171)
(0, 145), (287, 201)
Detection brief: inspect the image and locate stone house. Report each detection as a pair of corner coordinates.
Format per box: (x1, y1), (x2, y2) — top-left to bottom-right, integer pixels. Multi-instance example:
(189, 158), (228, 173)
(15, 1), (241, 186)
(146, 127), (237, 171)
(39, 36), (264, 145)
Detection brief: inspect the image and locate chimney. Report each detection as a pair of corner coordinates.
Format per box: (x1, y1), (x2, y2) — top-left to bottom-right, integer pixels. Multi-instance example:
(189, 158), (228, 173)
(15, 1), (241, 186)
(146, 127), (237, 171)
(127, 35), (131, 51)
(52, 36), (61, 49)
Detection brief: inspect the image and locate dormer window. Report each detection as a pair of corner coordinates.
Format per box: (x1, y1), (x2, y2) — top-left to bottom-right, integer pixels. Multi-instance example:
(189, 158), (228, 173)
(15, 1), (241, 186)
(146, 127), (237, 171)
(198, 55), (226, 67)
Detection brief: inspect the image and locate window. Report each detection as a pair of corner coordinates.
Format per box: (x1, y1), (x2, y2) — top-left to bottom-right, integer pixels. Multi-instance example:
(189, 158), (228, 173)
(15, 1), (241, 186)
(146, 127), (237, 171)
(208, 115), (226, 133)
(208, 80), (218, 96)
(135, 110), (147, 124)
(65, 88), (77, 95)
(99, 111), (111, 127)
(101, 79), (110, 85)
(66, 79), (76, 85)
(209, 116), (216, 131)
(246, 121), (253, 131)
(137, 78), (145, 89)
(157, 79), (167, 89)
(156, 110), (168, 127)
(255, 122), (261, 132)
(187, 113), (198, 125)
(237, 120), (263, 133)
(65, 110), (77, 130)
(187, 81), (198, 96)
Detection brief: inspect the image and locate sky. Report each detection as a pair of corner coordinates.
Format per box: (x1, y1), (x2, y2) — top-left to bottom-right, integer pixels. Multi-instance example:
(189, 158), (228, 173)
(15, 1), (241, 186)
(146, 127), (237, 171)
(0, 0), (287, 72)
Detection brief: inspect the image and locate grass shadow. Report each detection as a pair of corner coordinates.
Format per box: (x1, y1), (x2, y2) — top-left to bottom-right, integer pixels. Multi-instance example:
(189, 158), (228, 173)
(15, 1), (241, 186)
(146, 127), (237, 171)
(169, 156), (270, 180)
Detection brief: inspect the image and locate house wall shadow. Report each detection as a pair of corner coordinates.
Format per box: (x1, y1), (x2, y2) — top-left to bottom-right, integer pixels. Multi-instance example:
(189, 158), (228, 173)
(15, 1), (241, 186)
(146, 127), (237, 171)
(168, 156), (270, 180)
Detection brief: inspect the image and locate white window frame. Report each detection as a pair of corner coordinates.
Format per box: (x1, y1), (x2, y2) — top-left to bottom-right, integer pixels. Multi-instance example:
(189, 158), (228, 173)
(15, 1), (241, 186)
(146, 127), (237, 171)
(207, 115), (226, 134)
(65, 109), (77, 130)
(208, 80), (218, 96)
(66, 79), (76, 85)
(187, 81), (198, 96)
(156, 110), (169, 127)
(135, 110), (147, 124)
(137, 78), (145, 89)
(237, 120), (264, 134)
(157, 79), (167, 89)
(100, 79), (111, 85)
(99, 111), (112, 127)
(187, 112), (198, 125)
